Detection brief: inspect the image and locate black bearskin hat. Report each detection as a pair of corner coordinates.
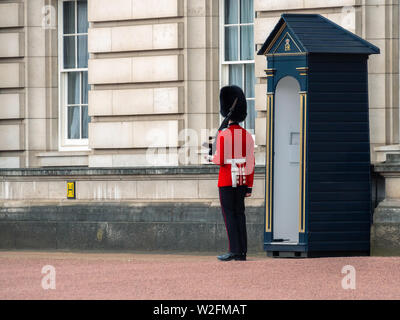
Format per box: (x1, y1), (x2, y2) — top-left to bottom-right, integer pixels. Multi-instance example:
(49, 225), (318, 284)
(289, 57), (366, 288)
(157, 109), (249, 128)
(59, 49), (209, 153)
(219, 85), (247, 122)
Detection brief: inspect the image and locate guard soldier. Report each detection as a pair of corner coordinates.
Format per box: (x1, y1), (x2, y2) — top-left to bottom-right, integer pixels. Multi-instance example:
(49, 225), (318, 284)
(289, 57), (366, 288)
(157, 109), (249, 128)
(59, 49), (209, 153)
(210, 85), (255, 261)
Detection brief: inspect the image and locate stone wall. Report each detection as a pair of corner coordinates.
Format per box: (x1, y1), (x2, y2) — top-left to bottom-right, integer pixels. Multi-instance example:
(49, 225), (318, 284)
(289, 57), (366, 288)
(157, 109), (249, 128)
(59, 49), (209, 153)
(0, 166), (265, 201)
(0, 166), (266, 252)
(1, 0), (398, 167)
(87, 0), (220, 167)
(0, 0), (220, 168)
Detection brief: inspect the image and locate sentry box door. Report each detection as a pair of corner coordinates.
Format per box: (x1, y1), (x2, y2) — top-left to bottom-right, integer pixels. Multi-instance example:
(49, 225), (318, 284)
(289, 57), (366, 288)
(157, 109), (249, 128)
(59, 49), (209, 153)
(260, 19), (309, 253)
(273, 76), (301, 243)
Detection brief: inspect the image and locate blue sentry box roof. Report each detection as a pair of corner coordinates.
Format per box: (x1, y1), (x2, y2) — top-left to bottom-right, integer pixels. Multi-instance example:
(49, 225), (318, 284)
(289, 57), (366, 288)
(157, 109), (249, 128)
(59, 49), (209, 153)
(258, 13), (380, 55)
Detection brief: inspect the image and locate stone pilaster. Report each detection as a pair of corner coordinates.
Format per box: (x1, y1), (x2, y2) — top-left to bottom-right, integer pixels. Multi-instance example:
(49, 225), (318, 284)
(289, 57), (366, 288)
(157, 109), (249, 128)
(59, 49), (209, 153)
(0, 1), (25, 168)
(372, 153), (400, 255)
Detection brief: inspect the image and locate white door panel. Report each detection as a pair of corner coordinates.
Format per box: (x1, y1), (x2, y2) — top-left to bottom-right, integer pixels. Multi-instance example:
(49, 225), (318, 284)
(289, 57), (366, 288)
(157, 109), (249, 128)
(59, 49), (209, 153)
(273, 76), (300, 243)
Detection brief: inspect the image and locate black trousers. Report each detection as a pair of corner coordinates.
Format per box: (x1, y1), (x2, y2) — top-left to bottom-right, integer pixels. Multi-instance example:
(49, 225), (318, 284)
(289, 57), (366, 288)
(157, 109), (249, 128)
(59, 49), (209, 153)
(218, 185), (248, 254)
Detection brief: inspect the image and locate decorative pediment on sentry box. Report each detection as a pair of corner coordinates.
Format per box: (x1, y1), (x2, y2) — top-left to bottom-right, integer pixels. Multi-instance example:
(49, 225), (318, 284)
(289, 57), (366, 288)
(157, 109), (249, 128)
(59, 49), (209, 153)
(266, 26), (304, 55)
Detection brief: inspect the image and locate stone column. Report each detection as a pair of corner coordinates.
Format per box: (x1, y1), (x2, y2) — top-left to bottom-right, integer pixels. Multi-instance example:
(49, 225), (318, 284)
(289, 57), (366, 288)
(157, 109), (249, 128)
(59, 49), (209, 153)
(372, 153), (400, 255)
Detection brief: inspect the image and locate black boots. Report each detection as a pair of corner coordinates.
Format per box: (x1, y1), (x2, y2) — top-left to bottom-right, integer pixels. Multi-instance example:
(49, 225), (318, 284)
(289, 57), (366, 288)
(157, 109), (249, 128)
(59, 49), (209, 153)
(217, 252), (246, 261)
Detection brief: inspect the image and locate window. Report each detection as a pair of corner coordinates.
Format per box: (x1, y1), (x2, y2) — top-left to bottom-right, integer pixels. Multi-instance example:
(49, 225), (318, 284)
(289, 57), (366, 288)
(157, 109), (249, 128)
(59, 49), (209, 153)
(220, 0), (256, 132)
(58, 0), (90, 150)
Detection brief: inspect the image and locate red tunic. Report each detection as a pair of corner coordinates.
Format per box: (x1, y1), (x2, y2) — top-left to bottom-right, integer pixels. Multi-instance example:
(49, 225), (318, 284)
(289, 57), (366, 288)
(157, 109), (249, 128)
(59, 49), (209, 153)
(211, 123), (255, 189)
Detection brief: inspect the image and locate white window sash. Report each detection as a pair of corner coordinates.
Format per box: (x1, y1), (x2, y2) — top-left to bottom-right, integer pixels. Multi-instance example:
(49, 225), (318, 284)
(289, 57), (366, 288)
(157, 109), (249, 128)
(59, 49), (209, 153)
(220, 0), (255, 65)
(219, 0), (256, 133)
(58, 0), (90, 151)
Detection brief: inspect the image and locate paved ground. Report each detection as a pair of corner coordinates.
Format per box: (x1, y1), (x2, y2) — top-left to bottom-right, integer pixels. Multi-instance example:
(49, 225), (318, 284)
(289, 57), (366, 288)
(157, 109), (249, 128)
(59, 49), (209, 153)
(0, 251), (399, 300)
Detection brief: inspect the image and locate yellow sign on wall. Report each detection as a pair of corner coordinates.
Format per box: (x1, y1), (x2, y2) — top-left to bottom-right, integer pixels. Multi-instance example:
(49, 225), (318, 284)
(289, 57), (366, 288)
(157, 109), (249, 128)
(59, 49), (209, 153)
(67, 181), (75, 199)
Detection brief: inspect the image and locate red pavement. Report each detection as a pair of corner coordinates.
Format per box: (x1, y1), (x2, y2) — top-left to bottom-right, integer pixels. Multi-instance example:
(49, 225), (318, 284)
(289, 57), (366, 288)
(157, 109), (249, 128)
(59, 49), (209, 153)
(0, 251), (399, 300)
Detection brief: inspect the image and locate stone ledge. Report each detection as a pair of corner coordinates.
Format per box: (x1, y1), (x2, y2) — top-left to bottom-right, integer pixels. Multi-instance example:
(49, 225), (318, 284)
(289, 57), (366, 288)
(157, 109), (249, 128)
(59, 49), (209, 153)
(374, 165), (400, 173)
(0, 165), (266, 177)
(36, 151), (91, 157)
(374, 154), (400, 172)
(0, 198), (265, 207)
(36, 151), (90, 167)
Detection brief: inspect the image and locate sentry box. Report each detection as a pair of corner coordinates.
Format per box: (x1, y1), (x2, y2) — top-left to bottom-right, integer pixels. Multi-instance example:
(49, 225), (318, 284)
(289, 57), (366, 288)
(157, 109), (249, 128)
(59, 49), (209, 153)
(257, 14), (380, 258)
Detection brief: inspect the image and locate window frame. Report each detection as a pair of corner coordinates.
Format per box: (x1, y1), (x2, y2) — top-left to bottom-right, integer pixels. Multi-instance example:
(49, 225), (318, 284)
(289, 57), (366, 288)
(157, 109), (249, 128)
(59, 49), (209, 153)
(57, 0), (90, 151)
(219, 0), (256, 134)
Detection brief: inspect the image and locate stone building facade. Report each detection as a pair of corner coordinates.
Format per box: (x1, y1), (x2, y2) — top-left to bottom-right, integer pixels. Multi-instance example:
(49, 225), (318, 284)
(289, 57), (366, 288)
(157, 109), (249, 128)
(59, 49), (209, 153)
(0, 0), (399, 254)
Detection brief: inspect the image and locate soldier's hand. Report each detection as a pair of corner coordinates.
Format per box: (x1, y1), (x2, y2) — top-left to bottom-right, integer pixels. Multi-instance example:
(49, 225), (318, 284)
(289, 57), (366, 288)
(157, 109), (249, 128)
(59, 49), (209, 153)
(245, 193), (252, 197)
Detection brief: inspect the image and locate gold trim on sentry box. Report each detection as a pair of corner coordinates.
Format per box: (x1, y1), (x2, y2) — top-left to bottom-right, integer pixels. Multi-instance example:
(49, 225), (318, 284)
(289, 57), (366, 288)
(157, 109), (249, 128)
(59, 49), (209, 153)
(270, 94), (274, 233)
(302, 93), (307, 233)
(272, 32), (302, 54)
(264, 23), (287, 54)
(266, 52), (306, 57)
(298, 92), (307, 233)
(266, 93), (274, 232)
(297, 67), (308, 76)
(266, 95), (270, 232)
(299, 93), (304, 233)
